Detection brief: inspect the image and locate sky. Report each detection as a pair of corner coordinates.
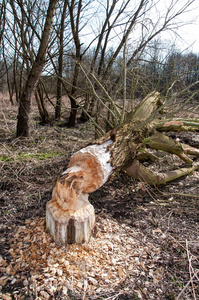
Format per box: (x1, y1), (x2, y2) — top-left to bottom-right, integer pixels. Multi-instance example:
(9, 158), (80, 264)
(178, 21), (199, 53)
(88, 0), (199, 55)
(164, 0), (199, 53)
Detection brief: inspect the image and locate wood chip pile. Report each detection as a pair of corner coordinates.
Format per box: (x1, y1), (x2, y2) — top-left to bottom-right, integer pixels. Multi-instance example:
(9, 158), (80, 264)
(0, 216), (167, 299)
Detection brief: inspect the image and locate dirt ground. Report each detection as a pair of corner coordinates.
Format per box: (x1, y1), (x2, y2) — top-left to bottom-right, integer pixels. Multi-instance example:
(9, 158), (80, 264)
(0, 95), (199, 300)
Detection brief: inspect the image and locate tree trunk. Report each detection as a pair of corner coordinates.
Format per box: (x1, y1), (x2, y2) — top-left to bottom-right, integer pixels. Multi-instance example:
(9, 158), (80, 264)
(46, 140), (113, 245)
(68, 95), (79, 127)
(16, 0), (57, 137)
(55, 1), (67, 120)
(35, 83), (49, 124)
(79, 94), (91, 123)
(0, 0), (6, 47)
(67, 0), (82, 127)
(46, 91), (199, 245)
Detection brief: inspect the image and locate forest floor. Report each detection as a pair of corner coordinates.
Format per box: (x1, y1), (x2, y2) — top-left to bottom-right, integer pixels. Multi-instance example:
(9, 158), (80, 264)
(0, 95), (199, 300)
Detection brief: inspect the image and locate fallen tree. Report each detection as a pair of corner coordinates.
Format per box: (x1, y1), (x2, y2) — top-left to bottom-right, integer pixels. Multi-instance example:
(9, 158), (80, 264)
(46, 91), (199, 245)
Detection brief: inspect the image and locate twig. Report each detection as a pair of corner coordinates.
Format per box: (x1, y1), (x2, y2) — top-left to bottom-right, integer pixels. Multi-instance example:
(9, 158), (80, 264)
(0, 107), (12, 133)
(78, 63), (119, 121)
(65, 92), (105, 135)
(100, 292), (122, 300)
(155, 187), (199, 199)
(186, 240), (197, 300)
(176, 270), (199, 300)
(120, 32), (128, 125)
(168, 235), (199, 261)
(89, 73), (121, 119)
(0, 142), (17, 161)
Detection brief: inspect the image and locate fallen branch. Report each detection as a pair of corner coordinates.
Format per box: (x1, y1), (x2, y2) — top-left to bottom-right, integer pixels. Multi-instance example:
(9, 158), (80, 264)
(186, 240), (197, 300)
(46, 91), (199, 244)
(125, 161), (199, 185)
(152, 119), (199, 132)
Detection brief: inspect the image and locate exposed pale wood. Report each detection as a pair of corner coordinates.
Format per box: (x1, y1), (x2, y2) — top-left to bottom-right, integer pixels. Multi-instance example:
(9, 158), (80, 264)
(46, 192), (95, 245)
(46, 140), (113, 245)
(126, 91), (161, 122)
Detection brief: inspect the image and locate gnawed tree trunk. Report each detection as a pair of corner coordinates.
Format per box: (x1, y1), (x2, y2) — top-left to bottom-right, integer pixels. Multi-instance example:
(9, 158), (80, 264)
(46, 91), (199, 245)
(46, 140), (113, 245)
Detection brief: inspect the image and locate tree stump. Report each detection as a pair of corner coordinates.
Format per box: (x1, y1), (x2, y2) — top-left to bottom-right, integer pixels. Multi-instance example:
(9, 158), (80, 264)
(46, 191), (95, 245)
(46, 140), (113, 245)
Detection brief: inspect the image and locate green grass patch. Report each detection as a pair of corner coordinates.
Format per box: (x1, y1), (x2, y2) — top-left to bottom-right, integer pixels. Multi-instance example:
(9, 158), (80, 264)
(0, 155), (13, 162)
(0, 151), (65, 162)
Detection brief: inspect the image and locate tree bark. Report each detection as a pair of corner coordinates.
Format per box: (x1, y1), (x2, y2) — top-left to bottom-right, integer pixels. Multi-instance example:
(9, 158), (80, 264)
(55, 1), (67, 120)
(125, 159), (199, 185)
(152, 119), (199, 132)
(0, 0), (6, 47)
(35, 83), (49, 124)
(16, 0), (57, 137)
(67, 0), (82, 127)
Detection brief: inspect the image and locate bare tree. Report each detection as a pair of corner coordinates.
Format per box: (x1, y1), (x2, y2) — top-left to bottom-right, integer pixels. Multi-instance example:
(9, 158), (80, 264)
(66, 0), (83, 127)
(0, 0), (6, 47)
(5, 0), (42, 103)
(55, 0), (68, 120)
(16, 0), (58, 137)
(87, 0), (197, 131)
(1, 0), (198, 133)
